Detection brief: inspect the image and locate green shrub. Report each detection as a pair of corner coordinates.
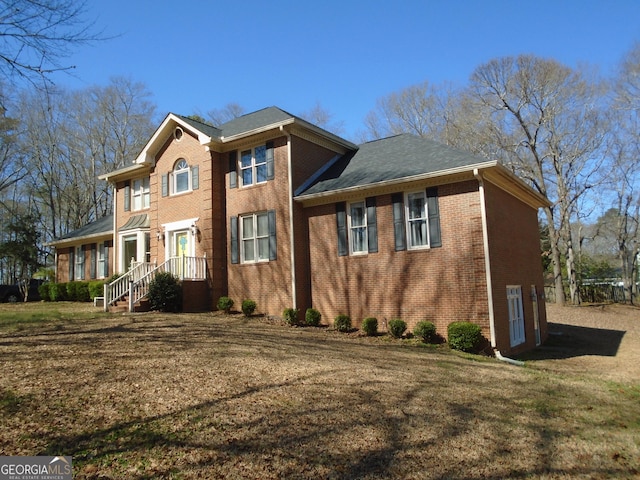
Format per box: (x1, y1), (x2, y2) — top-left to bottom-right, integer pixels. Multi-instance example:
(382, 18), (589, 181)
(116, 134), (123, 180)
(49, 283), (67, 302)
(75, 282), (91, 302)
(106, 273), (122, 284)
(388, 319), (407, 338)
(414, 321), (437, 343)
(361, 317), (378, 336)
(241, 299), (257, 317)
(217, 296), (234, 313)
(38, 283), (51, 302)
(283, 308), (298, 325)
(148, 272), (182, 312)
(88, 281), (105, 300)
(305, 308), (321, 326)
(334, 314), (351, 332)
(448, 321), (483, 353)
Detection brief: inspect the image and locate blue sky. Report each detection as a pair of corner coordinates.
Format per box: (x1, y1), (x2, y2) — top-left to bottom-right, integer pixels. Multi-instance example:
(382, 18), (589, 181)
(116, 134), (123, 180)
(53, 0), (640, 141)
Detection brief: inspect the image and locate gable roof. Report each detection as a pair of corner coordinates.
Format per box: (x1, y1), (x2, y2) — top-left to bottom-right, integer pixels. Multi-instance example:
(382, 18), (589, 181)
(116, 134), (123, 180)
(216, 107), (296, 139)
(47, 214), (113, 246)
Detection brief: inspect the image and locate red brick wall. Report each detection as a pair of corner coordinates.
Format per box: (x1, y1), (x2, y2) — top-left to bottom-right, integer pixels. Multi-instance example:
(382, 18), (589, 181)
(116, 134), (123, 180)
(484, 181), (548, 355)
(54, 239), (113, 283)
(305, 181), (491, 338)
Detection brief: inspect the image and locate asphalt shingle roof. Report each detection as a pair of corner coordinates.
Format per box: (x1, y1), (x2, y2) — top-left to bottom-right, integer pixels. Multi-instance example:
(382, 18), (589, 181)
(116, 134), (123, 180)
(51, 214), (113, 243)
(298, 134), (489, 196)
(216, 107), (295, 138)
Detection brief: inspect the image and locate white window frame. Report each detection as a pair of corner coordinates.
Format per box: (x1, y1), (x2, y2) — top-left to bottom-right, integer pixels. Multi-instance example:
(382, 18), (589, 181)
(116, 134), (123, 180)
(118, 230), (149, 272)
(348, 201), (368, 255)
(240, 145), (267, 187)
(132, 177), (150, 211)
(240, 212), (269, 263)
(405, 190), (430, 250)
(75, 246), (85, 280)
(507, 285), (526, 347)
(98, 242), (106, 279)
(171, 158), (192, 195)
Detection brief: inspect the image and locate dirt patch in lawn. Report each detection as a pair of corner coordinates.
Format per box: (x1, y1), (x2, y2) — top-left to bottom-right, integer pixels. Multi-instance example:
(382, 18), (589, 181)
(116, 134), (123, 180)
(0, 302), (638, 479)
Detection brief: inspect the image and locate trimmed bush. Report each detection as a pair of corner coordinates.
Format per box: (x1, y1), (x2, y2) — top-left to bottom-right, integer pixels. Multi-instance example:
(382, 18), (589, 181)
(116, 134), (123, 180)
(414, 321), (437, 343)
(217, 296), (234, 314)
(448, 321), (483, 353)
(88, 281), (105, 300)
(334, 314), (351, 332)
(241, 299), (257, 317)
(388, 319), (407, 338)
(305, 308), (321, 326)
(283, 308), (298, 325)
(38, 283), (51, 302)
(49, 283), (67, 302)
(148, 272), (182, 312)
(361, 317), (378, 336)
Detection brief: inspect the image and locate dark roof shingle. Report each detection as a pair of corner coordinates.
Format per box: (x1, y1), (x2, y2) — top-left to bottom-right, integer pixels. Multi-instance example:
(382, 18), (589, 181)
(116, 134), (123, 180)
(298, 134), (489, 196)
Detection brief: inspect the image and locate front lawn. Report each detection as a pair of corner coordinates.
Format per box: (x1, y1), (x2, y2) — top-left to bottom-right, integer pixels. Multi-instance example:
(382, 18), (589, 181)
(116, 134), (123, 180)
(0, 303), (638, 479)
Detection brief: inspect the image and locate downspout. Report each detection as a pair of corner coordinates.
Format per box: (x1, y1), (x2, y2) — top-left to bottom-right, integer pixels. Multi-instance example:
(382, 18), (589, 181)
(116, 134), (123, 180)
(473, 169), (524, 366)
(281, 126), (297, 310)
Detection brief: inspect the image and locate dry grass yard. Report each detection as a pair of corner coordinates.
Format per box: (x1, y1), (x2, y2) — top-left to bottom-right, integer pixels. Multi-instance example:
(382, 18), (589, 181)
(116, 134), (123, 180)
(0, 302), (638, 479)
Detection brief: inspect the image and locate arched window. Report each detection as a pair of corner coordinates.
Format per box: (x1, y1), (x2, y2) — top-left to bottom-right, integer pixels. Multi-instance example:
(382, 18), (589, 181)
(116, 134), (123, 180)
(172, 158), (191, 194)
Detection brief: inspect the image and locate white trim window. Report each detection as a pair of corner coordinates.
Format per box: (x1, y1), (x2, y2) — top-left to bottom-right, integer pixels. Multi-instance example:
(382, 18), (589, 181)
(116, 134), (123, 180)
(132, 177), (150, 211)
(507, 286), (526, 347)
(240, 145), (267, 186)
(406, 191), (429, 249)
(349, 201), (367, 254)
(98, 242), (106, 279)
(75, 246), (85, 280)
(171, 159), (191, 194)
(241, 212), (269, 263)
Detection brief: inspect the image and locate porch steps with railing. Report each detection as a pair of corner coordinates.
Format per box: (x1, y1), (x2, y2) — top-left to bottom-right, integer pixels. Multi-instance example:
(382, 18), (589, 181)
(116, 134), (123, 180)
(104, 256), (207, 313)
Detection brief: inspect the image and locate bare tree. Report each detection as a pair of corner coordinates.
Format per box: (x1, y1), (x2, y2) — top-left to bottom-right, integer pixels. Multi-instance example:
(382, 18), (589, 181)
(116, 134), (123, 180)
(298, 101), (345, 136)
(0, 85), (24, 196)
(605, 42), (640, 302)
(467, 55), (608, 305)
(206, 102), (246, 125)
(361, 81), (460, 143)
(0, 0), (103, 86)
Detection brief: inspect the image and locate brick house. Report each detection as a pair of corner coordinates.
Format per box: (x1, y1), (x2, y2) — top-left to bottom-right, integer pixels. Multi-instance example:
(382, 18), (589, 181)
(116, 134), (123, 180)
(50, 106), (549, 355)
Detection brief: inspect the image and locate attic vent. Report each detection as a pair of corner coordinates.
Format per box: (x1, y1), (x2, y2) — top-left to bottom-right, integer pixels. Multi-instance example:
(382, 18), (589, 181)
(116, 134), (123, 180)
(174, 127), (183, 141)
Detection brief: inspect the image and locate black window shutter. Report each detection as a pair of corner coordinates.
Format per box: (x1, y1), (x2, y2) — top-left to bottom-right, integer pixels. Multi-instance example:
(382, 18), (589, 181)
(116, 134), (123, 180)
(124, 182), (131, 211)
(266, 141), (275, 180)
(230, 216), (239, 264)
(90, 244), (97, 279)
(366, 197), (378, 253)
(336, 202), (348, 256)
(104, 243), (110, 277)
(191, 165), (199, 190)
(426, 187), (442, 247)
(161, 174), (168, 197)
(229, 151), (237, 188)
(392, 193), (406, 251)
(68, 248), (74, 281)
(268, 210), (277, 260)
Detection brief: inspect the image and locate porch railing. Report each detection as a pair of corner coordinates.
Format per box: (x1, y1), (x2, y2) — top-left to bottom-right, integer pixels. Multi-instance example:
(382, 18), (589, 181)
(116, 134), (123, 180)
(104, 256), (207, 312)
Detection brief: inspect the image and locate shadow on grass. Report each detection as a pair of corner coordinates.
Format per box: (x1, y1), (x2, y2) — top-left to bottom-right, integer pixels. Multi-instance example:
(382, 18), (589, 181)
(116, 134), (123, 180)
(518, 322), (625, 361)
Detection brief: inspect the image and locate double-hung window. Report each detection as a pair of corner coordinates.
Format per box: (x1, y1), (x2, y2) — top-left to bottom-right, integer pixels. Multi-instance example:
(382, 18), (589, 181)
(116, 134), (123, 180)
(336, 198), (378, 256)
(407, 191), (429, 248)
(392, 188), (441, 251)
(349, 202), (367, 254)
(132, 177), (150, 210)
(241, 212), (270, 263)
(240, 145), (267, 186)
(75, 246), (85, 280)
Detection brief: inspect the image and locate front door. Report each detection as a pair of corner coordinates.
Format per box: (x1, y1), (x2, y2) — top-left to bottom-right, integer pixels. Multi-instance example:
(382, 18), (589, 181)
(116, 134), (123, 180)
(173, 230), (190, 278)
